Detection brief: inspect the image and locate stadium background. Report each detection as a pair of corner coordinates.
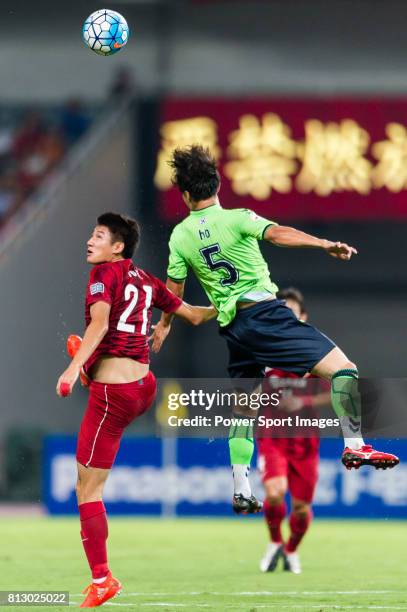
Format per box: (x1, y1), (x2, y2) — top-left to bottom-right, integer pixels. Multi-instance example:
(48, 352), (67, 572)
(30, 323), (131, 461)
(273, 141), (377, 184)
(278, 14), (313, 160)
(0, 1), (406, 608)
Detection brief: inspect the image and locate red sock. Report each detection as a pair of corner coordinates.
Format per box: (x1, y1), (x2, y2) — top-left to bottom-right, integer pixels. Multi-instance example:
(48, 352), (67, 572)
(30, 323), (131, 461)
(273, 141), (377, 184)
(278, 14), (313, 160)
(79, 501), (109, 580)
(263, 500), (286, 543)
(286, 508), (312, 553)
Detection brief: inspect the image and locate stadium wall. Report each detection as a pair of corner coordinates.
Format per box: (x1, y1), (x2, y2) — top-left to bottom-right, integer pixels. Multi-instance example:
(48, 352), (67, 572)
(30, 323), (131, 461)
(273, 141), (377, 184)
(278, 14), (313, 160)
(0, 107), (134, 439)
(44, 436), (407, 518)
(3, 1), (407, 100)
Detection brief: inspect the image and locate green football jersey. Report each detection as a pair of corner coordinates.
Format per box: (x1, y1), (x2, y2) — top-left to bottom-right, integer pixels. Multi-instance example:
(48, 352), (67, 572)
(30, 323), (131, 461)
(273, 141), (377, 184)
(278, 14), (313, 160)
(167, 204), (279, 326)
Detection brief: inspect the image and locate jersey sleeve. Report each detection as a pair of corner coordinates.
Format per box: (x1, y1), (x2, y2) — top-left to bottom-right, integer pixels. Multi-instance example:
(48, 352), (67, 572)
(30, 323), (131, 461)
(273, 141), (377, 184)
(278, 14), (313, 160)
(235, 208), (278, 240)
(153, 276), (183, 313)
(86, 264), (117, 307)
(167, 229), (188, 282)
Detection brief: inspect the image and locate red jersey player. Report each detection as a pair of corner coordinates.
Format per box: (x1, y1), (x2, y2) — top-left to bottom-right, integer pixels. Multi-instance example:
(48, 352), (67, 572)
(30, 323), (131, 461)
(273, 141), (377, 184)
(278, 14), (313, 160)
(258, 288), (330, 575)
(56, 212), (216, 608)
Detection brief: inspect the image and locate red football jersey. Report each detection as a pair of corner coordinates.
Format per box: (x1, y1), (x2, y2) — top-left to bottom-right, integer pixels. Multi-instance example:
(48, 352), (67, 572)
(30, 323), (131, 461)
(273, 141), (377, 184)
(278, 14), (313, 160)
(258, 368), (322, 458)
(84, 259), (182, 373)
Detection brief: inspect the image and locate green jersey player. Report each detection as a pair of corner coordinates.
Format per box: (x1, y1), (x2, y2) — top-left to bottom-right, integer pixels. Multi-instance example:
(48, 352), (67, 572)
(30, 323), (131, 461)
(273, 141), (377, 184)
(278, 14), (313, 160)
(151, 145), (399, 514)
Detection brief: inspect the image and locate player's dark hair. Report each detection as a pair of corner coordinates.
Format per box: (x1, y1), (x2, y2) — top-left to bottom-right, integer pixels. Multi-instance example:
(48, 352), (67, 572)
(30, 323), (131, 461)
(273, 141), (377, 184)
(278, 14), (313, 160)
(277, 287), (306, 315)
(97, 212), (140, 258)
(169, 145), (220, 201)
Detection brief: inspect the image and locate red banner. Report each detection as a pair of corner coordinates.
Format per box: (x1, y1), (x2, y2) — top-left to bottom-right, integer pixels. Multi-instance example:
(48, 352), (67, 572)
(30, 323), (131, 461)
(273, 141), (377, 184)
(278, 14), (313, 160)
(155, 97), (407, 222)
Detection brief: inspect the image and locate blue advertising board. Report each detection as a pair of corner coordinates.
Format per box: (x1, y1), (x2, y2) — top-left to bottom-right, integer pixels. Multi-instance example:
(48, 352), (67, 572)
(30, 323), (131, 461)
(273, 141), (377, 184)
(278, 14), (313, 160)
(43, 436), (407, 518)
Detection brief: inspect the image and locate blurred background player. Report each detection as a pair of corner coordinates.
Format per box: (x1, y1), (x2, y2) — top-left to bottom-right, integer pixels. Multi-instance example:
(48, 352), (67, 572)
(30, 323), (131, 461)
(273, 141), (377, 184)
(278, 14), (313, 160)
(258, 287), (330, 575)
(56, 212), (215, 608)
(151, 145), (399, 515)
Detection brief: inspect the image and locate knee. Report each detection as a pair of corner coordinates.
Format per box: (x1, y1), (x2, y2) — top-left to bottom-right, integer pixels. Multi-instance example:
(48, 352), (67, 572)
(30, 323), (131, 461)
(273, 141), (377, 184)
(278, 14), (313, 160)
(265, 481), (286, 505)
(333, 360), (357, 374)
(292, 500), (310, 518)
(76, 480), (90, 505)
(267, 493), (285, 506)
(331, 361), (358, 381)
(76, 476), (103, 505)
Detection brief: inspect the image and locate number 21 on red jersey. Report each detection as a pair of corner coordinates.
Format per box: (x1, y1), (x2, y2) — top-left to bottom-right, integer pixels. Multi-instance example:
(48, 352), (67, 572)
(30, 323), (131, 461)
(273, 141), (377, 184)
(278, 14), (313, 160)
(117, 284), (152, 335)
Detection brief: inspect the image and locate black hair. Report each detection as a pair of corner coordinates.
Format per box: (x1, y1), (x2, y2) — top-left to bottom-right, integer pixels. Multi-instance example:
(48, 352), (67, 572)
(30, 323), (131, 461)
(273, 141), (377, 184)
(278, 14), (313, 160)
(169, 145), (220, 202)
(277, 287), (306, 314)
(97, 212), (140, 259)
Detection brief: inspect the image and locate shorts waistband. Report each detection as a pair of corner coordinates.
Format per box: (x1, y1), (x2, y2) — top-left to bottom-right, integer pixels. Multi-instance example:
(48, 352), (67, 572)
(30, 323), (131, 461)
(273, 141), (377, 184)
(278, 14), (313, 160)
(90, 370), (155, 390)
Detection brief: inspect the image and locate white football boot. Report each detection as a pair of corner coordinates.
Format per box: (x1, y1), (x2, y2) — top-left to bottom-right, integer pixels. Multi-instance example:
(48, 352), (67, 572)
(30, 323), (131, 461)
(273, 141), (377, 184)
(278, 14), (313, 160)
(259, 542), (283, 572)
(284, 550), (302, 574)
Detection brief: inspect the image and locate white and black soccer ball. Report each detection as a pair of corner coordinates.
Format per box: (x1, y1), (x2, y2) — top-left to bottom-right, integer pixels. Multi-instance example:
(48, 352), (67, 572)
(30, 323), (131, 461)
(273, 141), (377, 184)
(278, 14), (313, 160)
(82, 9), (129, 56)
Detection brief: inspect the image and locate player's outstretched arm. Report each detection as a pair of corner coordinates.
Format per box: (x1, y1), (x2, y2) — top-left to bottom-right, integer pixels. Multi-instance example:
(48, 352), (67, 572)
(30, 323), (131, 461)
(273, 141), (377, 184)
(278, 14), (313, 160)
(264, 225), (358, 261)
(56, 301), (110, 396)
(151, 302), (216, 354)
(150, 278), (185, 354)
(173, 302), (217, 326)
(151, 278), (217, 353)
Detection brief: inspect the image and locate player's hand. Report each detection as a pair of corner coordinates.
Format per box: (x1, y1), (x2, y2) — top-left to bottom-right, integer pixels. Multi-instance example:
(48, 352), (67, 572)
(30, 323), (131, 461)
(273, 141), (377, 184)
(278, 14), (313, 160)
(56, 364), (80, 397)
(324, 241), (357, 261)
(150, 321), (171, 353)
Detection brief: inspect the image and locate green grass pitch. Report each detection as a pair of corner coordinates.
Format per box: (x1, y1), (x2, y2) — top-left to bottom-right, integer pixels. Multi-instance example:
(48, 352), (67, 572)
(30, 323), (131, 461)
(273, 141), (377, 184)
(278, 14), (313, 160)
(1, 517), (406, 611)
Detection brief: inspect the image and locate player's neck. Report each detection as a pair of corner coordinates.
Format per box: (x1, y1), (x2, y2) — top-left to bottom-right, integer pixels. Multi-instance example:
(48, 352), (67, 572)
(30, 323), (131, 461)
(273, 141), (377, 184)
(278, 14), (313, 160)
(191, 197), (219, 212)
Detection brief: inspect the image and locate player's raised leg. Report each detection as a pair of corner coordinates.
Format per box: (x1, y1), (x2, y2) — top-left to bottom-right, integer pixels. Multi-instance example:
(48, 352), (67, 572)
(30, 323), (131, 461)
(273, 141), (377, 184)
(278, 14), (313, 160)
(312, 347), (399, 469)
(259, 474), (287, 572)
(76, 463), (122, 608)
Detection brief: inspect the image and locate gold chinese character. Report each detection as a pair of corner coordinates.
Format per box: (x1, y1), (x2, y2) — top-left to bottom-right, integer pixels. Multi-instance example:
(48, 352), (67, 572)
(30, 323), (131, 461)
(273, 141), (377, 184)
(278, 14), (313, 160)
(224, 114), (298, 199)
(296, 119), (372, 196)
(371, 123), (407, 192)
(154, 117), (221, 190)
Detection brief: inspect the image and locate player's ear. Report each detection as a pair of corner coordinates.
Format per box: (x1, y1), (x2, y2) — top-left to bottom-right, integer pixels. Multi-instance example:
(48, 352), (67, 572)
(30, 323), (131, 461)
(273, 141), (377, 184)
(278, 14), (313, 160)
(113, 241), (125, 256)
(182, 191), (191, 207)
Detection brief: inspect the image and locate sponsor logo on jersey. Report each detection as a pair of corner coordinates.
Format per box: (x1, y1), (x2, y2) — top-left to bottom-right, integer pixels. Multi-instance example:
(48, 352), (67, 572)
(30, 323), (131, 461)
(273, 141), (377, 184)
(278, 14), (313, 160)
(90, 282), (105, 295)
(200, 217), (206, 224)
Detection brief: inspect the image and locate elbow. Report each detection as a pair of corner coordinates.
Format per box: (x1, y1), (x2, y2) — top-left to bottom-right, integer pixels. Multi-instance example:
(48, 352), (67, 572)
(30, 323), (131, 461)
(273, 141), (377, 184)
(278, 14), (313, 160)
(190, 315), (201, 326)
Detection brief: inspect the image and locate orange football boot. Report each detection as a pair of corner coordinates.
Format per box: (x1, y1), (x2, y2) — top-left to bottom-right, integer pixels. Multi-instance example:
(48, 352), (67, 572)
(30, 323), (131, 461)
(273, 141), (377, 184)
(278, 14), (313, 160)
(80, 572), (122, 608)
(66, 334), (90, 387)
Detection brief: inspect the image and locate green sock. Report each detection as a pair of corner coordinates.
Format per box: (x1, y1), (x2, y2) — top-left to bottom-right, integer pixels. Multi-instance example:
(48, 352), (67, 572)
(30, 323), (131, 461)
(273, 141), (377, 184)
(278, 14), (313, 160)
(228, 436), (254, 465)
(331, 369), (364, 449)
(229, 418), (254, 496)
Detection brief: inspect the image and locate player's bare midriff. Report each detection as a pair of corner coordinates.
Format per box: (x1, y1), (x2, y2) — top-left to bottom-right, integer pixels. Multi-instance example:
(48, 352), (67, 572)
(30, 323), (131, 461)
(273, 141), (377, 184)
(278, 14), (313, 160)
(236, 296), (276, 310)
(89, 355), (149, 384)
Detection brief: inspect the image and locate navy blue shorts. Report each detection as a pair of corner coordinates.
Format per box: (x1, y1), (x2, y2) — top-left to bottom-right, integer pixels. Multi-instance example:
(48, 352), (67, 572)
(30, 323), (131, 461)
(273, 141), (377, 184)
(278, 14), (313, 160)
(219, 299), (335, 378)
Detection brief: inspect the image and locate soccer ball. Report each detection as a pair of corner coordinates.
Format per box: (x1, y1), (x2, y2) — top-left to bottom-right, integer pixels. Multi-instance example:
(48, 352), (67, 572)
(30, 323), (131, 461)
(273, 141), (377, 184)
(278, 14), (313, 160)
(82, 9), (129, 56)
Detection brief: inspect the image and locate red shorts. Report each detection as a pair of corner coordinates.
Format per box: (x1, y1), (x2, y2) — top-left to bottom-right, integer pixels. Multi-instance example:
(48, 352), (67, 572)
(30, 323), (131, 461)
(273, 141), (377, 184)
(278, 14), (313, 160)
(257, 438), (319, 504)
(76, 371), (156, 469)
